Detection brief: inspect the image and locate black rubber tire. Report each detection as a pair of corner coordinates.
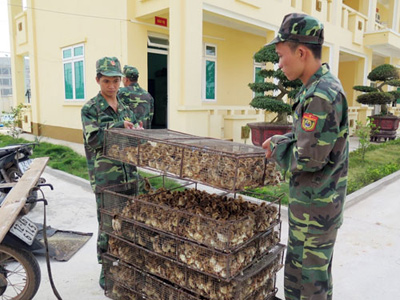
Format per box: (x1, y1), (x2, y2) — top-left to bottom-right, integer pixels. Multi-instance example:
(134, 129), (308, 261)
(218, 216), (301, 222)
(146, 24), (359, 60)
(6, 167), (37, 212)
(0, 244), (41, 300)
(6, 167), (22, 183)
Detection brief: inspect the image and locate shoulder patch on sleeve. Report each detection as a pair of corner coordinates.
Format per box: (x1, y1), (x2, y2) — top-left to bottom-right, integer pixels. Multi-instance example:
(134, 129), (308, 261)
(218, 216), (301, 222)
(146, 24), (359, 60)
(301, 112), (318, 132)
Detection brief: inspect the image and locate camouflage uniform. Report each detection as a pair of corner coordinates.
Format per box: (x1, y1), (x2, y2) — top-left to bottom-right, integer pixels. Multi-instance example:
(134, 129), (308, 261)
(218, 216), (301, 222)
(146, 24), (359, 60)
(81, 57), (139, 267)
(119, 65), (154, 129)
(267, 14), (349, 300)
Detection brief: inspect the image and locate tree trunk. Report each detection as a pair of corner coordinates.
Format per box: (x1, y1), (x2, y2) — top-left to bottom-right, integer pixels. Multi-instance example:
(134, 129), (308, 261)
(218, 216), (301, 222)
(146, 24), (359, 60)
(276, 112), (288, 124)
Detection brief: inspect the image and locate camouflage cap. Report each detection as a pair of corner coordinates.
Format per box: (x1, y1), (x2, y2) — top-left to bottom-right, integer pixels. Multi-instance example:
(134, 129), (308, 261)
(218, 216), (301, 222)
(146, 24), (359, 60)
(96, 57), (124, 76)
(267, 13), (324, 46)
(123, 65), (139, 78)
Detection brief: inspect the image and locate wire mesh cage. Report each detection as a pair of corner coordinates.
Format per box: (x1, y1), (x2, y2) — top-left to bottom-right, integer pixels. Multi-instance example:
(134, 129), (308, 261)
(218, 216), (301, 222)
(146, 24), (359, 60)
(102, 207), (281, 279)
(107, 233), (284, 300)
(101, 181), (280, 252)
(245, 285), (278, 300)
(105, 277), (143, 300)
(104, 255), (201, 300)
(103, 128), (282, 191)
(104, 255), (278, 300)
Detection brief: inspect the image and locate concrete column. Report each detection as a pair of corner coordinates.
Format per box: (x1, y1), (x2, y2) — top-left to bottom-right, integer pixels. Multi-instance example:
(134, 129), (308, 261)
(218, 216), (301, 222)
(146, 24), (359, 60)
(392, 0), (400, 32)
(334, 0), (344, 28)
(8, 0), (23, 108)
(366, 0), (378, 31)
(330, 45), (340, 77)
(169, 0), (203, 132)
(27, 0), (41, 135)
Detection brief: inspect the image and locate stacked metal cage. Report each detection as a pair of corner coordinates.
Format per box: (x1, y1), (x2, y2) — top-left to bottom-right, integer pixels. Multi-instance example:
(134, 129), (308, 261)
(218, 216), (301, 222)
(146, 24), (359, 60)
(105, 233), (284, 300)
(102, 205), (280, 279)
(103, 129), (282, 191)
(101, 129), (285, 299)
(102, 182), (279, 251)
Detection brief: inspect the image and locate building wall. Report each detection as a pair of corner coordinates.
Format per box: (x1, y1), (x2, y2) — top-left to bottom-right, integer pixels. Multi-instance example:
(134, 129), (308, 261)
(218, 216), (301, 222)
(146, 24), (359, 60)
(202, 22), (266, 107)
(8, 0), (400, 144)
(0, 57), (13, 115)
(339, 61), (359, 106)
(29, 0), (129, 134)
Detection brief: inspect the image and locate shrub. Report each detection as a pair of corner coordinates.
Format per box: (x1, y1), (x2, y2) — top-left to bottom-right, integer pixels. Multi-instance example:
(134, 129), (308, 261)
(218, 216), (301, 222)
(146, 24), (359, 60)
(248, 45), (302, 124)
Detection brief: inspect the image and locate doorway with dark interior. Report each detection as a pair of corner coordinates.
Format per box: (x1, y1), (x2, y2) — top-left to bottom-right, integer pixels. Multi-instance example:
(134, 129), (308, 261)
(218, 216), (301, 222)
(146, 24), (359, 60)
(148, 48), (168, 129)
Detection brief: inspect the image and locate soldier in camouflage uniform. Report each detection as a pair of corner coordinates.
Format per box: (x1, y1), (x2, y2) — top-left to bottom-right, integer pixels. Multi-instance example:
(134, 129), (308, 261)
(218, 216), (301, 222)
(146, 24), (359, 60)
(262, 14), (349, 300)
(119, 65), (154, 129)
(81, 57), (142, 289)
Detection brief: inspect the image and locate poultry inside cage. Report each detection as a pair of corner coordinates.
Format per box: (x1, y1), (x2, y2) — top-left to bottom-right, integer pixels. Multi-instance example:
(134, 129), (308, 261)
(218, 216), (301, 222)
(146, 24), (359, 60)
(104, 254), (279, 300)
(100, 178), (281, 252)
(104, 255), (201, 300)
(102, 208), (281, 279)
(103, 128), (282, 191)
(106, 234), (284, 300)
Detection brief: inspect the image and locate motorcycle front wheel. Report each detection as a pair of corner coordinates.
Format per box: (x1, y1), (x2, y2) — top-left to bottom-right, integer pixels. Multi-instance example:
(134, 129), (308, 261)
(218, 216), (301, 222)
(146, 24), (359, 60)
(0, 244), (41, 300)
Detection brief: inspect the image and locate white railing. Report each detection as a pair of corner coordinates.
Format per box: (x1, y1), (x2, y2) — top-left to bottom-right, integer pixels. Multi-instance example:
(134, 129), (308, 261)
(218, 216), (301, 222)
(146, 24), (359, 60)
(374, 22), (387, 31)
(341, 4), (366, 31)
(289, 0), (331, 23)
(200, 105), (265, 142)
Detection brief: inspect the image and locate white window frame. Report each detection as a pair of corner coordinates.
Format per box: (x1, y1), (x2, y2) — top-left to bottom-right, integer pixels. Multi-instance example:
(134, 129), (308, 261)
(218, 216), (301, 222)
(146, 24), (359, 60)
(202, 43), (217, 102)
(253, 61), (264, 98)
(62, 44), (85, 101)
(148, 32), (169, 50)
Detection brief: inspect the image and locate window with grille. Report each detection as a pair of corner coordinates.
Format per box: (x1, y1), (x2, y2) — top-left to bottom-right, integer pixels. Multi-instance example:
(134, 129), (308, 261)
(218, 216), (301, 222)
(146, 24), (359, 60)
(203, 44), (217, 101)
(62, 44), (85, 100)
(254, 63), (264, 97)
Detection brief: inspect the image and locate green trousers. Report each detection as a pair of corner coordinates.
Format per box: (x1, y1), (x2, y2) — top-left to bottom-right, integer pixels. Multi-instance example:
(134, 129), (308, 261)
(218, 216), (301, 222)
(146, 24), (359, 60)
(284, 227), (338, 300)
(95, 193), (108, 264)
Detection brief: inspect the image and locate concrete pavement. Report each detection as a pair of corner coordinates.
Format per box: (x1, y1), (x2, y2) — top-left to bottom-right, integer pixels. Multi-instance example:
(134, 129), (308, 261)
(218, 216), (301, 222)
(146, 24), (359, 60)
(28, 168), (107, 300)
(275, 170), (400, 299)
(11, 134), (400, 299)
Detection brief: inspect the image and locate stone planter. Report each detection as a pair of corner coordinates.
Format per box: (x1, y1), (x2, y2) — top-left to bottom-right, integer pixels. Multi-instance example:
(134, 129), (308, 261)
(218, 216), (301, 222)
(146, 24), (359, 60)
(247, 122), (292, 147)
(370, 115), (400, 142)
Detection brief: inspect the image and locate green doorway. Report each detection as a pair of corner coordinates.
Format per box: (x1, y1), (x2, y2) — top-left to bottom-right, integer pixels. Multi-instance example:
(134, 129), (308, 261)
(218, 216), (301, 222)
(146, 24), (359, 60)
(148, 52), (168, 129)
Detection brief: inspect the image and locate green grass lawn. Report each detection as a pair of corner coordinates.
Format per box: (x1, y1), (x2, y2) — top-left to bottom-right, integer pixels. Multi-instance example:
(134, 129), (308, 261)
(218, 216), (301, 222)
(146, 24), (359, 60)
(248, 138), (400, 205)
(0, 135), (90, 179)
(347, 139), (400, 194)
(1, 134), (399, 205)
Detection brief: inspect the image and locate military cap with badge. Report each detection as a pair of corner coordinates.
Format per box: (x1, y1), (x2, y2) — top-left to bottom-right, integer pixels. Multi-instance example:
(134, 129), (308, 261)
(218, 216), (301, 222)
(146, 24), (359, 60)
(123, 65), (139, 79)
(267, 13), (324, 46)
(96, 56), (124, 76)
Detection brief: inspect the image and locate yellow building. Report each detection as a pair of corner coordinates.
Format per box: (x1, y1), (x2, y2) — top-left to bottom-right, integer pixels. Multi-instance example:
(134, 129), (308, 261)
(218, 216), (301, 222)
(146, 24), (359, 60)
(7, 0), (400, 143)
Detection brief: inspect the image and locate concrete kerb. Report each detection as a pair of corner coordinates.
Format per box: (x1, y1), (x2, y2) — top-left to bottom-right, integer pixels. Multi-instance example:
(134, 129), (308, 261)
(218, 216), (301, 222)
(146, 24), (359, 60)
(272, 170), (400, 225)
(266, 168), (400, 219)
(45, 165), (400, 217)
(4, 131), (399, 214)
(45, 166), (92, 193)
(344, 169), (400, 209)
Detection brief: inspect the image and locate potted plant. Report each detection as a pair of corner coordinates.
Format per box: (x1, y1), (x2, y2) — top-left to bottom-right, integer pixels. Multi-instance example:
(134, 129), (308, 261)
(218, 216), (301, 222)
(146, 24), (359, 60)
(247, 45), (302, 146)
(353, 64), (400, 142)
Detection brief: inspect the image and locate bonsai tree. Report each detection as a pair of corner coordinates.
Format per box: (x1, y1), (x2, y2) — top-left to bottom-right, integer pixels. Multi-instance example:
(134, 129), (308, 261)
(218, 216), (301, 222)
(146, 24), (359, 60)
(353, 64), (400, 115)
(248, 45), (302, 124)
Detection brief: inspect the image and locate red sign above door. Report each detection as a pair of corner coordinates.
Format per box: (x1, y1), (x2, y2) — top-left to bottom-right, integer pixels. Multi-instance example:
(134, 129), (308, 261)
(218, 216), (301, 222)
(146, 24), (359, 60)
(155, 16), (167, 27)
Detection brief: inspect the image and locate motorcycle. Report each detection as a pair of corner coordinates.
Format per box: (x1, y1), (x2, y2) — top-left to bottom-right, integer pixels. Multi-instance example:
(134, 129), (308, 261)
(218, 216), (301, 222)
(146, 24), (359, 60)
(0, 218), (42, 299)
(0, 157), (61, 300)
(0, 143), (45, 212)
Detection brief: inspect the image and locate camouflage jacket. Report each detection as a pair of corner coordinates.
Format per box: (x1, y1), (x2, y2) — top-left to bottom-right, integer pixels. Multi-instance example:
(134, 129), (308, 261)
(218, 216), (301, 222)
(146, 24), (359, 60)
(81, 92), (138, 192)
(118, 83), (154, 129)
(270, 64), (349, 233)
